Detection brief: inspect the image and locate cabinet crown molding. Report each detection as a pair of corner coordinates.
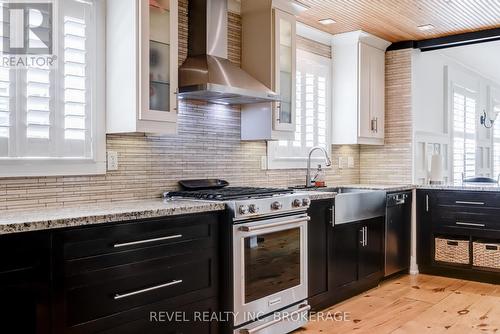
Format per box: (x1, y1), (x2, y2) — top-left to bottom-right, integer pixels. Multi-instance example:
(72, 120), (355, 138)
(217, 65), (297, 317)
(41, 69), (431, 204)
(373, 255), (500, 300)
(272, 0), (307, 16)
(332, 30), (391, 51)
(297, 22), (332, 45)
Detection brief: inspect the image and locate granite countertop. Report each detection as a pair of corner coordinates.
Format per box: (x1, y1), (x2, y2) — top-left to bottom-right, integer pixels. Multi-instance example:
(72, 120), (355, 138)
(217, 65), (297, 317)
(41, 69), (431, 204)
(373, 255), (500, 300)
(338, 184), (414, 192)
(302, 183), (500, 193)
(0, 190), (338, 235)
(0, 199), (226, 235)
(417, 184), (500, 192)
(297, 184), (414, 193)
(348, 183), (500, 192)
(5, 182), (495, 235)
(303, 191), (337, 200)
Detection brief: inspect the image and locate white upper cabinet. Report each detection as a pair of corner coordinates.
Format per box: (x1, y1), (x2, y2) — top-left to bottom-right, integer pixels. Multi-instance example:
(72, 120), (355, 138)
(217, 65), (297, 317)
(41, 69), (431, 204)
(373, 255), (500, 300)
(332, 31), (390, 145)
(106, 0), (178, 134)
(240, 0), (299, 141)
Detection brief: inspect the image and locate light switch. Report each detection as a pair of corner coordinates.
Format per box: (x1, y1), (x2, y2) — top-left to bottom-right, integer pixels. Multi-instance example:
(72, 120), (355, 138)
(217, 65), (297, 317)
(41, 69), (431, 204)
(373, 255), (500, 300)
(261, 156), (268, 170)
(348, 156), (354, 168)
(338, 157), (345, 169)
(107, 151), (119, 171)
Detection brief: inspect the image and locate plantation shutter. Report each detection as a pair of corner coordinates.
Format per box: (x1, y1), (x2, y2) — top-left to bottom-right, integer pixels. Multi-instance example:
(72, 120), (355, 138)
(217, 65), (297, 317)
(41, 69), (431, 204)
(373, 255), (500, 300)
(453, 87), (477, 183)
(0, 0), (94, 159)
(62, 2), (90, 158)
(0, 4), (12, 157)
(268, 49), (331, 168)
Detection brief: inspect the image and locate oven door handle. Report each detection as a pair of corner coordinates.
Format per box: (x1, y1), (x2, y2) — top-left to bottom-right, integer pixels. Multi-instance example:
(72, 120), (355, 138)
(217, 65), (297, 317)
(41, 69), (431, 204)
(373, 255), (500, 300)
(239, 304), (311, 334)
(238, 217), (310, 232)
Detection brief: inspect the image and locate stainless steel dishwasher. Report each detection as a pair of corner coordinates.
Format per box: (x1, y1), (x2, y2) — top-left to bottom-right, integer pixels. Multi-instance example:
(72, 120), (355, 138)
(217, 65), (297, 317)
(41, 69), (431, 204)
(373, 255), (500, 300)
(385, 191), (412, 277)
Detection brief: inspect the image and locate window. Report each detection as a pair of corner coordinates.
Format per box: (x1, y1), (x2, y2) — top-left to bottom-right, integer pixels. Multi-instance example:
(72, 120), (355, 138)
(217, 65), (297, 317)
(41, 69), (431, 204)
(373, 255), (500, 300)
(268, 49), (331, 169)
(0, 0), (105, 177)
(452, 87), (477, 183)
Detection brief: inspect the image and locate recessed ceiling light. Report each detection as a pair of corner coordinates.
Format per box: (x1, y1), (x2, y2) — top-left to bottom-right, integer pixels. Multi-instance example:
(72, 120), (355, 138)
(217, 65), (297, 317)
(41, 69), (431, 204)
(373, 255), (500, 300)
(417, 24), (435, 31)
(318, 18), (336, 25)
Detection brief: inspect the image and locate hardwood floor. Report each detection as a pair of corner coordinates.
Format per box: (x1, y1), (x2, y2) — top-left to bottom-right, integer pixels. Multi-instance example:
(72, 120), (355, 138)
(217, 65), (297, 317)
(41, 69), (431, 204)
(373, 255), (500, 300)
(295, 274), (500, 334)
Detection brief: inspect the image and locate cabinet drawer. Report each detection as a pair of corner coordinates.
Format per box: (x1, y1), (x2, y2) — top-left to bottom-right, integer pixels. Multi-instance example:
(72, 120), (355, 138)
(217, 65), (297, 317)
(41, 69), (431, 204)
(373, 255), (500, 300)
(66, 251), (217, 326)
(57, 212), (218, 260)
(68, 297), (218, 334)
(431, 206), (500, 231)
(96, 298), (218, 334)
(432, 191), (500, 208)
(63, 237), (217, 277)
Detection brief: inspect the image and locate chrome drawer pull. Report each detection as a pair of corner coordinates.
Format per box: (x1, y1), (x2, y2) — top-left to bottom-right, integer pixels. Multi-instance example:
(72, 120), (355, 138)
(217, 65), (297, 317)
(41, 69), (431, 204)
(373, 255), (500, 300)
(239, 304), (311, 334)
(113, 234), (183, 248)
(456, 222), (485, 227)
(239, 217), (310, 232)
(114, 279), (183, 300)
(455, 201), (485, 205)
(364, 226), (368, 246)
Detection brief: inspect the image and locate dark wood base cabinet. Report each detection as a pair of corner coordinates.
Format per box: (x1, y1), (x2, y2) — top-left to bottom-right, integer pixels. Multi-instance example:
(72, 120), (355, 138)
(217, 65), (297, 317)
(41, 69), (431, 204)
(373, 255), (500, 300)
(0, 212), (221, 334)
(307, 198), (385, 310)
(331, 217), (385, 304)
(0, 232), (51, 334)
(307, 198), (334, 311)
(417, 190), (500, 284)
(53, 212), (221, 334)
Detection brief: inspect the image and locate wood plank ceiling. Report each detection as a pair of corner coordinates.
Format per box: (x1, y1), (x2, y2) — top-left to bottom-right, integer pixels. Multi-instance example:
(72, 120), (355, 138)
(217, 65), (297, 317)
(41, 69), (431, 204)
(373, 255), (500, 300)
(296, 0), (500, 42)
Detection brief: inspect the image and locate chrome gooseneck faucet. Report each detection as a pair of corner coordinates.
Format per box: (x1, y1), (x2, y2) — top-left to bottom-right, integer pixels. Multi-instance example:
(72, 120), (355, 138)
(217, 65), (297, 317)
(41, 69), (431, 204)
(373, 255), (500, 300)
(306, 146), (332, 187)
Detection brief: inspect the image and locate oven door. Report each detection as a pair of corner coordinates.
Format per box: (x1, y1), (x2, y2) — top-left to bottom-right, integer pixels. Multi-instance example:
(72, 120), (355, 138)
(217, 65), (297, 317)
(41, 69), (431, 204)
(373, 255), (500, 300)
(233, 213), (308, 327)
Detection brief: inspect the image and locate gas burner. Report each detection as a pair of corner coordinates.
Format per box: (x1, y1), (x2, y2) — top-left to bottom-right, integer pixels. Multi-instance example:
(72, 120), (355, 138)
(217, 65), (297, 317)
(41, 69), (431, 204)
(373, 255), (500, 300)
(165, 181), (310, 220)
(166, 187), (293, 201)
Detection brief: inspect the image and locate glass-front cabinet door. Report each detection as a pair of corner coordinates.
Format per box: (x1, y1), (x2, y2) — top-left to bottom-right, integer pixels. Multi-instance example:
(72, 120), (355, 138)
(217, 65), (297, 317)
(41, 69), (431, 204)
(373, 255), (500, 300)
(273, 9), (296, 132)
(140, 0), (178, 123)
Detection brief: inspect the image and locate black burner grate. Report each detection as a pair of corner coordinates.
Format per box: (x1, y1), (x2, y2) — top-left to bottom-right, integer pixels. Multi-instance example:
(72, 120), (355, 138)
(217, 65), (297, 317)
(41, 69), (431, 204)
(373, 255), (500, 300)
(166, 187), (293, 200)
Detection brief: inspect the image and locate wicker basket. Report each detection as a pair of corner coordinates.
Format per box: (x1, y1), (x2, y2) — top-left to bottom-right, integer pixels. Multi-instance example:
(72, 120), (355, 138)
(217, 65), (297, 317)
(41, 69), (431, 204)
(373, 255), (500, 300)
(473, 241), (500, 270)
(435, 237), (470, 264)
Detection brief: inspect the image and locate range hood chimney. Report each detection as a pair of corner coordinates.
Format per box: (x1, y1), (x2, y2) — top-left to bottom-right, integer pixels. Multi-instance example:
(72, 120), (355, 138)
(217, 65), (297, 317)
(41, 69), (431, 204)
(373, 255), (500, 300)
(178, 0), (280, 105)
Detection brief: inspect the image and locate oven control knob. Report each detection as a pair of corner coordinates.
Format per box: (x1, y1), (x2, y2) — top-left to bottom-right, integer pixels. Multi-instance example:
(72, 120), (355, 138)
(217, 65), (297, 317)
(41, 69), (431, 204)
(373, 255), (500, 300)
(271, 201), (283, 210)
(239, 205), (249, 215)
(292, 199), (302, 208)
(302, 198), (311, 207)
(248, 204), (259, 214)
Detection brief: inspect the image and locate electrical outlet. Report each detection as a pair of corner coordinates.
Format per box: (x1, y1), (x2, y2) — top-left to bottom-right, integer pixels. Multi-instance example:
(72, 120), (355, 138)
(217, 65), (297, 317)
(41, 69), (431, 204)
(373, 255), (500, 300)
(348, 156), (354, 168)
(107, 151), (119, 171)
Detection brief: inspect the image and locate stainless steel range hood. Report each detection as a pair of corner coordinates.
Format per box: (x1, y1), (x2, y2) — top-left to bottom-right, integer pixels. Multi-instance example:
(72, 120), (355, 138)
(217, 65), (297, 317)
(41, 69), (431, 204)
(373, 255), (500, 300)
(178, 0), (279, 105)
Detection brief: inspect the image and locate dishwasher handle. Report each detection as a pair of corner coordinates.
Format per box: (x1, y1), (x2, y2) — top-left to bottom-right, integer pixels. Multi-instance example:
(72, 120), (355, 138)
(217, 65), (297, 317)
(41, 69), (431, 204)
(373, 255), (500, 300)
(329, 206), (334, 227)
(387, 192), (410, 207)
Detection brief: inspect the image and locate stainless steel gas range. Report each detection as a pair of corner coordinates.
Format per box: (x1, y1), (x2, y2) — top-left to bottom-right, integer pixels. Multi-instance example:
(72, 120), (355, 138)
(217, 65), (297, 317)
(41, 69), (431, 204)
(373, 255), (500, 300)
(166, 181), (311, 334)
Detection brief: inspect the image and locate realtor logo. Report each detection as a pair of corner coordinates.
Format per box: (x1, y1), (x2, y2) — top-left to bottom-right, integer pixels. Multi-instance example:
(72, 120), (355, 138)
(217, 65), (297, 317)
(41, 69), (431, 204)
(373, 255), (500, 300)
(2, 1), (53, 55)
(1, 1), (56, 68)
